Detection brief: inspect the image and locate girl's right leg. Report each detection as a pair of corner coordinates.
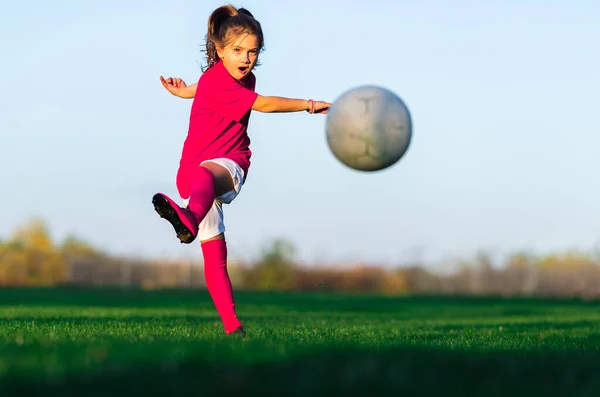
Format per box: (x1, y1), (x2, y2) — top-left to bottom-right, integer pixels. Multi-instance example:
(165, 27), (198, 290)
(153, 162), (233, 244)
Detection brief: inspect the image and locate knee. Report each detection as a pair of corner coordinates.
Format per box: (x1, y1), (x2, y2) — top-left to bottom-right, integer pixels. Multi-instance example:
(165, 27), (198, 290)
(201, 233), (225, 244)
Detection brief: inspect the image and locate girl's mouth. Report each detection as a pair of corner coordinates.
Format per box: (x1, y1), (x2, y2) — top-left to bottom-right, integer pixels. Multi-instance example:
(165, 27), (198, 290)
(238, 66), (249, 73)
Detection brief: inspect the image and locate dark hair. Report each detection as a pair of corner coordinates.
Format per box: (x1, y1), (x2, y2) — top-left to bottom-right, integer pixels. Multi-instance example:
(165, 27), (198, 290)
(202, 5), (264, 71)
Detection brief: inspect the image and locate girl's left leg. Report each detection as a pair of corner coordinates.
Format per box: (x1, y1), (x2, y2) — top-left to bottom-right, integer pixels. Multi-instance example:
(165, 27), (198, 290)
(196, 159), (246, 335)
(201, 233), (244, 335)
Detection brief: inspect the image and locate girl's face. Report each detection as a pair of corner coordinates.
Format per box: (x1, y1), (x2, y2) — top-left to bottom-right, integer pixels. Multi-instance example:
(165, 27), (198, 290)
(217, 33), (259, 81)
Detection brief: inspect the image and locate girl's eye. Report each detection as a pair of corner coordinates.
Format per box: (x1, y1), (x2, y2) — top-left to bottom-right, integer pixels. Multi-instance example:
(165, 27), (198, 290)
(234, 48), (241, 52)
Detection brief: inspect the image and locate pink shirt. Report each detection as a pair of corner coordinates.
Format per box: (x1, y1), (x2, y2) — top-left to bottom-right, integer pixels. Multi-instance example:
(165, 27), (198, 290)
(176, 61), (258, 198)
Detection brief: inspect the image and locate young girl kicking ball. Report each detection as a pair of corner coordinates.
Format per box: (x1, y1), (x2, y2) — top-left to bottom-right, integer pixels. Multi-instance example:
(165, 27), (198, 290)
(153, 4), (331, 336)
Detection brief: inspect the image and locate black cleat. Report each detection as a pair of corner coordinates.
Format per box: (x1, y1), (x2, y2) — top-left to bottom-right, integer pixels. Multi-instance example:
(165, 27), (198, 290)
(228, 326), (246, 337)
(152, 193), (198, 244)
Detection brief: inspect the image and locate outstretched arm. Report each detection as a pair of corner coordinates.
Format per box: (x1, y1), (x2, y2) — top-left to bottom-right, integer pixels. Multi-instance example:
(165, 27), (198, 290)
(160, 76), (197, 99)
(252, 95), (331, 114)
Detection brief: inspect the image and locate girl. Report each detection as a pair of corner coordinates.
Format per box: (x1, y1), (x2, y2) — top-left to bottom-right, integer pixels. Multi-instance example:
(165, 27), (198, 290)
(153, 4), (331, 336)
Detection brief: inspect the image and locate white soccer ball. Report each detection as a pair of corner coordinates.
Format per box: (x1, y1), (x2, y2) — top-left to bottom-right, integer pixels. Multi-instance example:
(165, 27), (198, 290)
(325, 85), (412, 172)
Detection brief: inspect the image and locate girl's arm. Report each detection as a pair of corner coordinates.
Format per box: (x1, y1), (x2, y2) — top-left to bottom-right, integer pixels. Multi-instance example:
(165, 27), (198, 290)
(252, 95), (331, 114)
(160, 76), (197, 99)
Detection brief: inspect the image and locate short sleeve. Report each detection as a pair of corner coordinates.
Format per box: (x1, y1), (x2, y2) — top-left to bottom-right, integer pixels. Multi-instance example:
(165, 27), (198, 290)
(210, 73), (258, 122)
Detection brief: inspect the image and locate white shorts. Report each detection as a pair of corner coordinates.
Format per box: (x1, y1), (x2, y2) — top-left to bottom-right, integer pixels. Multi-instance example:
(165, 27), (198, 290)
(181, 158), (245, 241)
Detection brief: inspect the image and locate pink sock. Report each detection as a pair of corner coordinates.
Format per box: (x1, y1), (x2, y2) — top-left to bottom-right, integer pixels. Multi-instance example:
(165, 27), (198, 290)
(187, 166), (216, 225)
(201, 239), (242, 333)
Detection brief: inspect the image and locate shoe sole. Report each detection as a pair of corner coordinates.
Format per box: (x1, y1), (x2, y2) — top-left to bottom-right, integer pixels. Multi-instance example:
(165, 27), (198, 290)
(152, 194), (196, 244)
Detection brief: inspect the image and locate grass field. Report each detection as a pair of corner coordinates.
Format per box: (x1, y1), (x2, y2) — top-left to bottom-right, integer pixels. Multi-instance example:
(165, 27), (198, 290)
(1, 288), (600, 396)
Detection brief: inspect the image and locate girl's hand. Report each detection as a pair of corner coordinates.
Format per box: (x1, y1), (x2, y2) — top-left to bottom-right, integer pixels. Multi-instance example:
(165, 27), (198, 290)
(160, 76), (195, 98)
(307, 99), (332, 114)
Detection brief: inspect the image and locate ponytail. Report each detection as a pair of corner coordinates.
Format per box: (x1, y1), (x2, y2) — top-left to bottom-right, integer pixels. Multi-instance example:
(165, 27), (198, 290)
(205, 5), (238, 70)
(237, 8), (254, 18)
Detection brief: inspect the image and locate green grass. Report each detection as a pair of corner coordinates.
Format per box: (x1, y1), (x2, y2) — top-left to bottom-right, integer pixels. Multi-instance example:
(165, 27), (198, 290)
(2, 288), (600, 396)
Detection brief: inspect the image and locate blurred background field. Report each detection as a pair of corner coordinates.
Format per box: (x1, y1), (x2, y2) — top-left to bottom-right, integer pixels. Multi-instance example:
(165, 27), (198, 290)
(2, 219), (600, 299)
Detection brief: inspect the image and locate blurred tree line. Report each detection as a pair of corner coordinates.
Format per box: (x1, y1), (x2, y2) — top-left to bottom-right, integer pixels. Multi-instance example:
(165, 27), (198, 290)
(1, 219), (600, 298)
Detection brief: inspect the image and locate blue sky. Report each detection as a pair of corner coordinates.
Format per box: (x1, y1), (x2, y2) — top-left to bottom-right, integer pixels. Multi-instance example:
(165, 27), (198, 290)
(1, 0), (598, 270)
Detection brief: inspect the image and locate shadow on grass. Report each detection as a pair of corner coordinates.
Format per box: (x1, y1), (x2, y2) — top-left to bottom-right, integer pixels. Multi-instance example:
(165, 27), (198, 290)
(2, 345), (600, 397)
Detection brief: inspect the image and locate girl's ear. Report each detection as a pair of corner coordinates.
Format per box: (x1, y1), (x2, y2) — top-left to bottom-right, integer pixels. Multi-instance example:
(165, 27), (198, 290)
(216, 45), (225, 60)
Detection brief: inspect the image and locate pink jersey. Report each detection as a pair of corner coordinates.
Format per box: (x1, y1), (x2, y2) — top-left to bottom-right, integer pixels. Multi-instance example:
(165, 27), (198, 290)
(176, 60), (258, 198)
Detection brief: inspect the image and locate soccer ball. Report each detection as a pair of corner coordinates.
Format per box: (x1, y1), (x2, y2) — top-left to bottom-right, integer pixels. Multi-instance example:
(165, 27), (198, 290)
(325, 85), (412, 172)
